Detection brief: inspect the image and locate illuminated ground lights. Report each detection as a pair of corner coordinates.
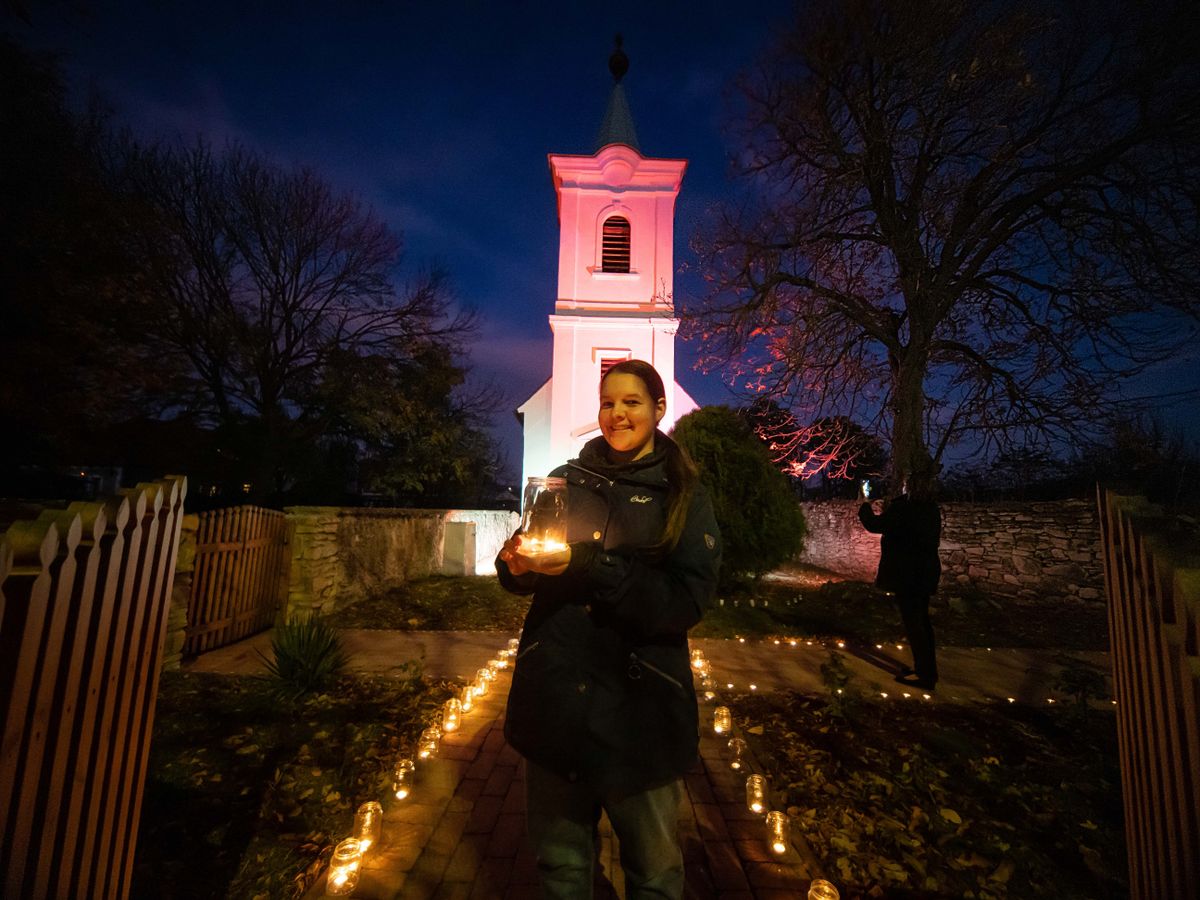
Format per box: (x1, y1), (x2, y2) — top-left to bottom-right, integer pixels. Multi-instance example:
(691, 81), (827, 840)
(694, 633), (1109, 707)
(692, 633), (1106, 897)
(323, 637), (517, 895)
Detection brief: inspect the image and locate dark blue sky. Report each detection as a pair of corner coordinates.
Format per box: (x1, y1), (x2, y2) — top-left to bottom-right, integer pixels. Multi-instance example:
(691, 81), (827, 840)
(12, 0), (796, 477)
(9, 0), (1196, 478)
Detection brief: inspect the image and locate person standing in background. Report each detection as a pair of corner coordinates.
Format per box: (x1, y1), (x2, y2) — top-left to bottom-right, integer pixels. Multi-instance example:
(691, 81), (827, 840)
(858, 475), (942, 690)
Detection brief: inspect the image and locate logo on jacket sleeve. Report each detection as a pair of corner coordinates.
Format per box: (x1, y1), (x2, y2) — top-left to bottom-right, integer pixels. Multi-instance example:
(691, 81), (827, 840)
(705, 533), (717, 550)
(630, 495), (653, 504)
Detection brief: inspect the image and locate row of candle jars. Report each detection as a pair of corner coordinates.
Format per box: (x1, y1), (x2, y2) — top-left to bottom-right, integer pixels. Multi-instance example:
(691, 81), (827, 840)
(707, 672), (839, 898)
(392, 639), (519, 803)
(325, 800), (384, 895)
(332, 638), (521, 895)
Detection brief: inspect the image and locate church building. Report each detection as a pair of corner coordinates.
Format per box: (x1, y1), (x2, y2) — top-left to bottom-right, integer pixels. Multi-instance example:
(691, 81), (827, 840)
(518, 38), (698, 483)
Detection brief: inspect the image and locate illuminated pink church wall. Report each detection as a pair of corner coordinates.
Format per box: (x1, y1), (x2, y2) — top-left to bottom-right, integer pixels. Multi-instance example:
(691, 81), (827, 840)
(519, 46), (697, 483)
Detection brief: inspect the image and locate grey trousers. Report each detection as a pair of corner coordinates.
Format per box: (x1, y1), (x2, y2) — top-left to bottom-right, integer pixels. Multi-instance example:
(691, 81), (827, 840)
(524, 759), (685, 899)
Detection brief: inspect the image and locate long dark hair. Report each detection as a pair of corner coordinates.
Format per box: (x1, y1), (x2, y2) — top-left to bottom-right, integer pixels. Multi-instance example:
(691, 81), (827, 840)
(602, 359), (698, 554)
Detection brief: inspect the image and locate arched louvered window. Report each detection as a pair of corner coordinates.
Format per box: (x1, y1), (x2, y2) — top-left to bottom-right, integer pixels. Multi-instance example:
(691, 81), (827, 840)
(601, 216), (631, 273)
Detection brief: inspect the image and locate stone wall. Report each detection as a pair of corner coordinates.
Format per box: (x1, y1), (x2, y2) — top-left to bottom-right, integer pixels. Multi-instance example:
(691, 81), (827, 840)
(797, 498), (1104, 602)
(166, 506), (520, 657)
(283, 507), (518, 617)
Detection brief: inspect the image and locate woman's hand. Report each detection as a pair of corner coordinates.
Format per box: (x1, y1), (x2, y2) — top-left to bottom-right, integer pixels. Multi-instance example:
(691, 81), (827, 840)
(499, 534), (571, 577)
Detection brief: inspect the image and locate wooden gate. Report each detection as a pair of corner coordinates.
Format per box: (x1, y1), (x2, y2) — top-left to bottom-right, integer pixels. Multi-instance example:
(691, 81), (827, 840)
(185, 505), (288, 656)
(1097, 486), (1200, 900)
(0, 475), (187, 899)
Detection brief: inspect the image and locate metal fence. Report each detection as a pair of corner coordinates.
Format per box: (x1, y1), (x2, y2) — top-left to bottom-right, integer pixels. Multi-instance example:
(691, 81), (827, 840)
(0, 475), (187, 899)
(1097, 486), (1200, 899)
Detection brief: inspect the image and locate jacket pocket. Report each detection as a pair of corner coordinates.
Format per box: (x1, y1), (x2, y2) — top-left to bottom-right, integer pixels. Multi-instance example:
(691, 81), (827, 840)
(629, 651), (686, 693)
(516, 640), (541, 661)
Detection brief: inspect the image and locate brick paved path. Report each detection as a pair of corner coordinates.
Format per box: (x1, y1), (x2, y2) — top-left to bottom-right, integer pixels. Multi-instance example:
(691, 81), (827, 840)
(204, 629), (1104, 898)
(309, 667), (821, 899)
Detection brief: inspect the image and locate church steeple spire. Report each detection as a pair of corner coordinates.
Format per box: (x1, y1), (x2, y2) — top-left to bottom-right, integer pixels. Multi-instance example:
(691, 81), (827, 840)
(594, 34), (640, 152)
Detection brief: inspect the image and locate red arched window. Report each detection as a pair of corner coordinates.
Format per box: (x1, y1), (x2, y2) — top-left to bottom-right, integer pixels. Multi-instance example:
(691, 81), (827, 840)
(601, 216), (631, 273)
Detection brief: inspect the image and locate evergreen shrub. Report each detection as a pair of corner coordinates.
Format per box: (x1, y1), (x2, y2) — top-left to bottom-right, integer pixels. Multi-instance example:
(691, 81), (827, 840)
(258, 614), (349, 700)
(672, 405), (806, 583)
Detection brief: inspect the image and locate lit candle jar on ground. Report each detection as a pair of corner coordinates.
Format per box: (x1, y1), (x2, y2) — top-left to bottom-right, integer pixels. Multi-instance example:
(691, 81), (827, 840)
(459, 684), (474, 713)
(690, 648), (707, 670)
(713, 706), (732, 735)
(745, 773), (767, 814)
(766, 810), (789, 854)
(326, 838), (362, 895)
(507, 637), (520, 652)
(808, 877), (840, 899)
(354, 801), (383, 856)
(727, 737), (748, 771)
(392, 759), (415, 800)
(494, 650), (510, 668)
(473, 670), (490, 697)
(442, 698), (462, 732)
(418, 726), (440, 760)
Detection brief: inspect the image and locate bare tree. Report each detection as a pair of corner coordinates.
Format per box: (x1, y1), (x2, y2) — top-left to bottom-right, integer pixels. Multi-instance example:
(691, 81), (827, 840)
(114, 140), (478, 498)
(689, 0), (1200, 487)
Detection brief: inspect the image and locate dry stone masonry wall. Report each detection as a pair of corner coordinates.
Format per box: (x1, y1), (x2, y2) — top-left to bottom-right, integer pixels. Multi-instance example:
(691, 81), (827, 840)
(798, 499), (1104, 603)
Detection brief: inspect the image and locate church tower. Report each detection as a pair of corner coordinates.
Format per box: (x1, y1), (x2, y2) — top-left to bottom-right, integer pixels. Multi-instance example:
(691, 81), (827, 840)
(518, 37), (698, 482)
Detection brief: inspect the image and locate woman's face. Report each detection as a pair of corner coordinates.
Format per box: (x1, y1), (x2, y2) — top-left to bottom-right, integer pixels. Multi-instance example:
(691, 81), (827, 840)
(599, 372), (666, 460)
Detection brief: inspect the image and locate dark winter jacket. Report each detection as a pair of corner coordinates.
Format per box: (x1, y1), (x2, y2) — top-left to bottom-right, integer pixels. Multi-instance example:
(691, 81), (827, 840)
(858, 495), (942, 596)
(497, 434), (722, 793)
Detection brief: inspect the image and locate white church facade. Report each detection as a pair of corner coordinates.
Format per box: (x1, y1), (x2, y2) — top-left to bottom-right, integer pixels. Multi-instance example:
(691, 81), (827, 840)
(518, 40), (698, 483)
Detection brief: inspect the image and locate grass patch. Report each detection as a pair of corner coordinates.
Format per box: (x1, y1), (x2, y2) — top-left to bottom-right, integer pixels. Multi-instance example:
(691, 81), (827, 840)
(728, 689), (1125, 899)
(327, 575), (529, 632)
(132, 667), (453, 900)
(691, 569), (1109, 650)
(329, 568), (1108, 650)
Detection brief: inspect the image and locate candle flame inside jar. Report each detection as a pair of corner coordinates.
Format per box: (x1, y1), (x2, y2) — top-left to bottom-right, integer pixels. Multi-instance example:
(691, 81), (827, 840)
(713, 706), (731, 734)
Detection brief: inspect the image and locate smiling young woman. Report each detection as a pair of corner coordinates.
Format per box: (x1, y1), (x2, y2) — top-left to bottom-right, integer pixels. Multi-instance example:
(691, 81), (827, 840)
(496, 359), (722, 899)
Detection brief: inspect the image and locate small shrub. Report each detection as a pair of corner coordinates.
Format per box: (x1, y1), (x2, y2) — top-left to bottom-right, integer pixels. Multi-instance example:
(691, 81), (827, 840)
(258, 614), (349, 700)
(672, 406), (806, 584)
(819, 650), (861, 718)
(1051, 654), (1109, 721)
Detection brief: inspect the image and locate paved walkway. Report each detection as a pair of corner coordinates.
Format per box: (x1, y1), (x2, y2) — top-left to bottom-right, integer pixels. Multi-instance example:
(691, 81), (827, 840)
(185, 632), (1109, 899)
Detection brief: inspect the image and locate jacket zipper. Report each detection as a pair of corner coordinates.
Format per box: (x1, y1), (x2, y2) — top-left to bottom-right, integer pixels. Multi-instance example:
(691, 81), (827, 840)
(630, 652), (685, 691)
(516, 640), (541, 661)
(567, 463), (614, 487)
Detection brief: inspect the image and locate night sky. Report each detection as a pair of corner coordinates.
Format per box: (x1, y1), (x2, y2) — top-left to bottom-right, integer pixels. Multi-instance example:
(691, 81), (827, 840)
(9, 0), (798, 477)
(7, 0), (1196, 478)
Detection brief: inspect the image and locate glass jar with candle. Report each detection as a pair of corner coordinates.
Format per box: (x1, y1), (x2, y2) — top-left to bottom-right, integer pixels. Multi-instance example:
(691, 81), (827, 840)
(326, 837), (362, 895)
(745, 773), (767, 814)
(765, 810), (789, 855)
(519, 476), (568, 556)
(713, 706), (731, 734)
(417, 726), (440, 760)
(442, 698), (462, 733)
(353, 801), (383, 856)
(727, 736), (748, 771)
(392, 758), (415, 800)
(459, 683), (474, 713)
(808, 878), (840, 899)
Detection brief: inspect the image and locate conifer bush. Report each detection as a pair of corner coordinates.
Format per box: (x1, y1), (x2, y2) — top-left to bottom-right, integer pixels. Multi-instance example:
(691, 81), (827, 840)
(672, 405), (806, 583)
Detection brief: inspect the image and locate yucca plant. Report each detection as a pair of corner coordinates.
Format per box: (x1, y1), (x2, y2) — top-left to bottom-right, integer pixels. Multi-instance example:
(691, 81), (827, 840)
(258, 614), (349, 700)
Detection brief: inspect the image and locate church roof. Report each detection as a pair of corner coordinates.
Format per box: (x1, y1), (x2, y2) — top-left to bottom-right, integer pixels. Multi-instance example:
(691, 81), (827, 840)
(594, 35), (641, 153)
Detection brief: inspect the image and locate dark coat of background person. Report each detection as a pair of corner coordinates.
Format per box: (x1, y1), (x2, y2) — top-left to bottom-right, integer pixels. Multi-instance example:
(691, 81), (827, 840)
(859, 494), (943, 685)
(496, 434), (722, 794)
(858, 495), (942, 594)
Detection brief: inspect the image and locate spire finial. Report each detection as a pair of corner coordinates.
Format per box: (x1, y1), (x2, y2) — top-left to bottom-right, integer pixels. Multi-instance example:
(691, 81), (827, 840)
(608, 33), (629, 84)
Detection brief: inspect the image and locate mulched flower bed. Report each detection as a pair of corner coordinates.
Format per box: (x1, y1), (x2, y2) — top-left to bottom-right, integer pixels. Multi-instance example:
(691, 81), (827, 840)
(728, 688), (1126, 899)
